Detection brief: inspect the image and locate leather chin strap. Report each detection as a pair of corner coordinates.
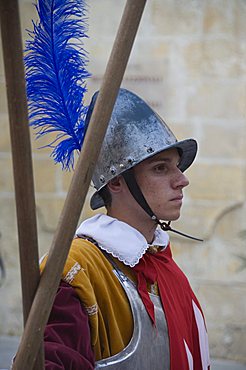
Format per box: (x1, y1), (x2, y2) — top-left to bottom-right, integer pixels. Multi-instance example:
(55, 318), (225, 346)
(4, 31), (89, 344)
(122, 169), (203, 242)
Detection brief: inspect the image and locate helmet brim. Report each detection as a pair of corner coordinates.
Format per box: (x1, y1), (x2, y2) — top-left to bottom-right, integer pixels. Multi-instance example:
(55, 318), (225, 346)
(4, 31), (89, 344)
(172, 138), (197, 172)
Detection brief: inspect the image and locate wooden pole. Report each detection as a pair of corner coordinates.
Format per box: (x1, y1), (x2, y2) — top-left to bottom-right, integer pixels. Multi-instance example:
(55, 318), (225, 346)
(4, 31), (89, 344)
(0, 0), (44, 368)
(12, 0), (147, 368)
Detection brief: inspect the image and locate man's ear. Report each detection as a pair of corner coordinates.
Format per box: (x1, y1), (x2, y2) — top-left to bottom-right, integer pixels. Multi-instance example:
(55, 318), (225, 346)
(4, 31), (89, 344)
(107, 176), (124, 194)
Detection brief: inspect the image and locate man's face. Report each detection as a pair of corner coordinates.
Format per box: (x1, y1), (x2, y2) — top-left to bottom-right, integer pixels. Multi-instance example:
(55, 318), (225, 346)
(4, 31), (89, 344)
(133, 148), (189, 221)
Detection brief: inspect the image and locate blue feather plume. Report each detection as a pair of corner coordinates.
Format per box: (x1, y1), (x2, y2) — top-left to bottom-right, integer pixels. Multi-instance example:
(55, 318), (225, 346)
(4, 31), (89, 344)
(25, 0), (90, 170)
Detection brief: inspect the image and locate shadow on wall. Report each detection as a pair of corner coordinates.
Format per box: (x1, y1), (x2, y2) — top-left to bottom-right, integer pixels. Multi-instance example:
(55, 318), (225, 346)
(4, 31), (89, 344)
(199, 202), (246, 362)
(0, 233), (6, 287)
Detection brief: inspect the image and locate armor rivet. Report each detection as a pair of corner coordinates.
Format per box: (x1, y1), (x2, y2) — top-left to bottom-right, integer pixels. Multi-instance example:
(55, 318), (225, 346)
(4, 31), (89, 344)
(127, 157), (133, 164)
(119, 163), (125, 169)
(110, 166), (117, 175)
(147, 147), (154, 153)
(152, 215), (157, 220)
(99, 175), (105, 183)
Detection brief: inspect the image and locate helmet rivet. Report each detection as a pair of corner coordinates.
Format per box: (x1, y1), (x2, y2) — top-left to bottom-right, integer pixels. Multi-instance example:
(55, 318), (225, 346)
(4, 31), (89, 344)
(99, 175), (105, 183)
(147, 147), (154, 153)
(110, 166), (117, 175)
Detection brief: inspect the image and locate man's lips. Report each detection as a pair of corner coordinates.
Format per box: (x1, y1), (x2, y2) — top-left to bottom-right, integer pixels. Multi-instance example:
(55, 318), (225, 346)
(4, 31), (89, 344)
(170, 195), (183, 201)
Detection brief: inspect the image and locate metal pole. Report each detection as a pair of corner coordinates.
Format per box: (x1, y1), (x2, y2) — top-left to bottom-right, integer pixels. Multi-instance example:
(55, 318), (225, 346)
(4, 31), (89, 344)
(12, 0), (147, 368)
(0, 0), (44, 368)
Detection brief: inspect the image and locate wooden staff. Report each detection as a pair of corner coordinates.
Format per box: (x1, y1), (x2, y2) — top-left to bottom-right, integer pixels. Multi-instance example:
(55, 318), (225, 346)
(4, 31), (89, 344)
(0, 0), (44, 368)
(13, 0), (147, 368)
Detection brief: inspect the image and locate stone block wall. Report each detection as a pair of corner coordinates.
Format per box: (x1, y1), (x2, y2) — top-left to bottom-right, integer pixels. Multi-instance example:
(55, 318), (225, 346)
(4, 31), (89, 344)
(0, 0), (245, 362)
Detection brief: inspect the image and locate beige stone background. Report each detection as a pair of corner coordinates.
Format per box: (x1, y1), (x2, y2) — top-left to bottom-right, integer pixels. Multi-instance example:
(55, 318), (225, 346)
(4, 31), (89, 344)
(0, 0), (245, 363)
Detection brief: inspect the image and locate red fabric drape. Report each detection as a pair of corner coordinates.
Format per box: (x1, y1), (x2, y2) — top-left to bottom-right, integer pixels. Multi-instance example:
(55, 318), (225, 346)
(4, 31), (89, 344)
(133, 244), (207, 370)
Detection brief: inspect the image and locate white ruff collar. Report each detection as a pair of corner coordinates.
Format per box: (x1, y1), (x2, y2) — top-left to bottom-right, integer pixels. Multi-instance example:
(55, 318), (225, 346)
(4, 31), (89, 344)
(76, 214), (169, 267)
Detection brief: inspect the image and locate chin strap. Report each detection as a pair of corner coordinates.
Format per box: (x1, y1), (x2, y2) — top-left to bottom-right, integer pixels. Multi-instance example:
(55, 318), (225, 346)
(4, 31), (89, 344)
(122, 169), (203, 242)
(157, 220), (203, 242)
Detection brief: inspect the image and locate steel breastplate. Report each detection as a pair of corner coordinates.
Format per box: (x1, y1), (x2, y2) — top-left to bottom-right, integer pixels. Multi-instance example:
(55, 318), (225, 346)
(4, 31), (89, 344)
(95, 262), (170, 370)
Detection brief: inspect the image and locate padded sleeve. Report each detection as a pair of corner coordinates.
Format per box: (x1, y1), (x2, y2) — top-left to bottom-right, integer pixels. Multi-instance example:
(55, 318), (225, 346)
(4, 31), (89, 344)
(44, 281), (95, 369)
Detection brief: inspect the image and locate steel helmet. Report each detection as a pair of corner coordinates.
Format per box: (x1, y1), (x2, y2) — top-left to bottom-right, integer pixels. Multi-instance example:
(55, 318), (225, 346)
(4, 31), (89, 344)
(88, 88), (197, 210)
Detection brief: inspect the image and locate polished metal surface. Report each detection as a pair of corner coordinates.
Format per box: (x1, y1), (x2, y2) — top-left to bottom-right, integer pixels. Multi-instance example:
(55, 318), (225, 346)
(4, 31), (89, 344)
(1, 336), (245, 370)
(89, 89), (197, 209)
(95, 266), (170, 370)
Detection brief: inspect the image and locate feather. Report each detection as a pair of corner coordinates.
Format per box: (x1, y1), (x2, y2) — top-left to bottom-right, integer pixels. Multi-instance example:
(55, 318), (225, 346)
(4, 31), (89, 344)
(25, 0), (90, 169)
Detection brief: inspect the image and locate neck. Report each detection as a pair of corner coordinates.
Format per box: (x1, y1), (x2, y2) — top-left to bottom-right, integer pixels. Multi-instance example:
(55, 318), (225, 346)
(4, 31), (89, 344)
(107, 208), (157, 244)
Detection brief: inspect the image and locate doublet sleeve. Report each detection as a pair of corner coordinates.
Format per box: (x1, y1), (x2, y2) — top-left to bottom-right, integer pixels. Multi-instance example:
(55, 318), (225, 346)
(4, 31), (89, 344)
(44, 281), (95, 369)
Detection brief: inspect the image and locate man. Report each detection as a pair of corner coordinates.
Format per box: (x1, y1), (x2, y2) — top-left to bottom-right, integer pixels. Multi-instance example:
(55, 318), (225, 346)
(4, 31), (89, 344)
(41, 89), (210, 369)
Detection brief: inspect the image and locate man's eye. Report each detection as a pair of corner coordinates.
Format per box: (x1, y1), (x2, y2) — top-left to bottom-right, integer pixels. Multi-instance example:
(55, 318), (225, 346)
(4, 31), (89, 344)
(154, 164), (167, 172)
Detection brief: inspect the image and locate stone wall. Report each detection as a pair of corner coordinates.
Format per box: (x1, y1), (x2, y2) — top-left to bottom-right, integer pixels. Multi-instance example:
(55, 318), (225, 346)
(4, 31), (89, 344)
(0, 0), (245, 362)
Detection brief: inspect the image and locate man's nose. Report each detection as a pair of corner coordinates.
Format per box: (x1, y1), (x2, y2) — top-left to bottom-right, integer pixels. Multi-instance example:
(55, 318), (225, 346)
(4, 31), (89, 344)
(174, 170), (189, 189)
